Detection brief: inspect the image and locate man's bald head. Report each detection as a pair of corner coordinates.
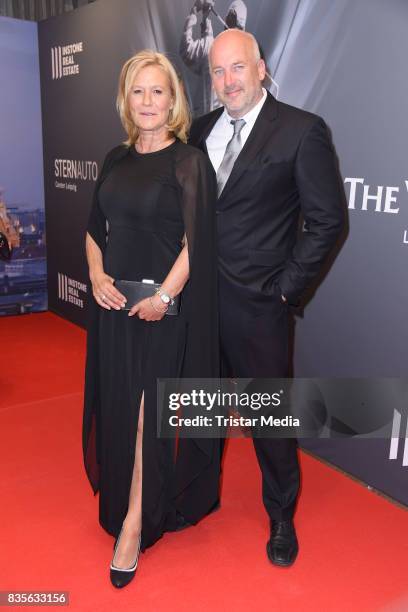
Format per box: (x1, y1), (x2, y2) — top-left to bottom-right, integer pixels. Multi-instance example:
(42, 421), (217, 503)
(209, 29), (265, 118)
(209, 29), (261, 68)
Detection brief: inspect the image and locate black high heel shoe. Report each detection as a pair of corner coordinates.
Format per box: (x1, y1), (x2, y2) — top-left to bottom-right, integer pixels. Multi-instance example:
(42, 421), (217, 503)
(110, 527), (141, 588)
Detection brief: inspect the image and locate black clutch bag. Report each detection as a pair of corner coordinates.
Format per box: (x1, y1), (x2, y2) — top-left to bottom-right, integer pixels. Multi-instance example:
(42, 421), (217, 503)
(114, 279), (181, 315)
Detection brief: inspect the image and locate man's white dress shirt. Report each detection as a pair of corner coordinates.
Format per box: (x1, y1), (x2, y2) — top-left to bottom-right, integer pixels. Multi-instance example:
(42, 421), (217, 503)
(205, 87), (267, 173)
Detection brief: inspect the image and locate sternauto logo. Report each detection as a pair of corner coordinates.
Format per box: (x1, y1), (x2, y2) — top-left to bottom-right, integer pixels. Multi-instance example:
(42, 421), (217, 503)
(51, 42), (84, 79)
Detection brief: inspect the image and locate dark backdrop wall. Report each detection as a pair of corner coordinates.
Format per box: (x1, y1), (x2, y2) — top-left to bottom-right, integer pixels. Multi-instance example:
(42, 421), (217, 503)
(37, 0), (408, 504)
(276, 0), (408, 504)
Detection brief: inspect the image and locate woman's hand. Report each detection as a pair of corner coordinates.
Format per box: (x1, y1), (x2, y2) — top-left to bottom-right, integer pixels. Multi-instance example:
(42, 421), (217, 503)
(128, 294), (167, 320)
(90, 271), (126, 310)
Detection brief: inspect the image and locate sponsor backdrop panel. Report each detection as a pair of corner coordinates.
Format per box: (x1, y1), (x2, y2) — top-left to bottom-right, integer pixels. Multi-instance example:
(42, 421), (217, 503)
(38, 0), (408, 503)
(0, 16), (46, 316)
(277, 0), (408, 504)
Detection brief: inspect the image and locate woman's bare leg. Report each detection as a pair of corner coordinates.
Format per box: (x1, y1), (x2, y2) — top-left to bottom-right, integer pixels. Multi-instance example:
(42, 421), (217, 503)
(112, 393), (144, 568)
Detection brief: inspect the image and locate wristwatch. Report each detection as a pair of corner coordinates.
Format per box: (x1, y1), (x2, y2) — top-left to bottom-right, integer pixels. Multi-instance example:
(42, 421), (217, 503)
(156, 288), (174, 306)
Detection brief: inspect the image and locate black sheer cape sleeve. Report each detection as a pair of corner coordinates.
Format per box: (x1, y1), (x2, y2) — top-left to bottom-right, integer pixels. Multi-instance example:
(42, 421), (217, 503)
(82, 145), (128, 494)
(172, 144), (221, 521)
(86, 145), (129, 254)
(174, 145), (219, 378)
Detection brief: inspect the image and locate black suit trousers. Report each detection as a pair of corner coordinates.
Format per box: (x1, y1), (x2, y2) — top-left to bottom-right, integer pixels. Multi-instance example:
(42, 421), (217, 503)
(219, 276), (300, 522)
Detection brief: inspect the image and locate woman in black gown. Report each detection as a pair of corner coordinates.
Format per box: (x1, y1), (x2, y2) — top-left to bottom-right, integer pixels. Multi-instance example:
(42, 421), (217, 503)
(82, 50), (220, 588)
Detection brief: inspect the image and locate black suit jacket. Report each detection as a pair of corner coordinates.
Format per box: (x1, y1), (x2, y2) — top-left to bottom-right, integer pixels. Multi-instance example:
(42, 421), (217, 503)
(189, 92), (345, 306)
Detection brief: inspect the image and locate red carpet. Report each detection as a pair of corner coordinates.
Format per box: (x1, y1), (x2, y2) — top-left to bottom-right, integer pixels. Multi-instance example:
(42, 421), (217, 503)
(1, 311), (408, 611)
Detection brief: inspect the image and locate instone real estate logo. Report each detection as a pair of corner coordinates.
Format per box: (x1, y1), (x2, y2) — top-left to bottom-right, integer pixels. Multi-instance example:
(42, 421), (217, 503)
(51, 42), (84, 79)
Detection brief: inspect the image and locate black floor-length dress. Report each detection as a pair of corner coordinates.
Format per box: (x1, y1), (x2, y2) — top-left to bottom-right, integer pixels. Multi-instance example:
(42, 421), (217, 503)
(82, 139), (220, 552)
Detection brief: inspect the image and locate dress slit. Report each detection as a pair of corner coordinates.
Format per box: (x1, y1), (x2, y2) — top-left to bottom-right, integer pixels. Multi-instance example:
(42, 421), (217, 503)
(123, 390), (144, 547)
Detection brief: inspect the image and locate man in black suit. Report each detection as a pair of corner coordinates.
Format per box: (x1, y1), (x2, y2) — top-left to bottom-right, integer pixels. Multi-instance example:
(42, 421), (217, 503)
(189, 29), (345, 567)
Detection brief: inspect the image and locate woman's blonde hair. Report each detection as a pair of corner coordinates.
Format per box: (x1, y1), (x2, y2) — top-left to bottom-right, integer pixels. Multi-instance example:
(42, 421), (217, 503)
(116, 50), (191, 145)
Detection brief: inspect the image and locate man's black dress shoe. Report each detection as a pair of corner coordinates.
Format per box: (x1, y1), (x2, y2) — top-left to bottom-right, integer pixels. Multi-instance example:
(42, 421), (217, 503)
(110, 528), (141, 588)
(266, 520), (298, 567)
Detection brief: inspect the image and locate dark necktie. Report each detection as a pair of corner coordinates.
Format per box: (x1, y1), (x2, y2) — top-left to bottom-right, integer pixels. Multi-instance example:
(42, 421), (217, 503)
(216, 118), (246, 196)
